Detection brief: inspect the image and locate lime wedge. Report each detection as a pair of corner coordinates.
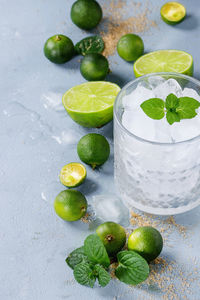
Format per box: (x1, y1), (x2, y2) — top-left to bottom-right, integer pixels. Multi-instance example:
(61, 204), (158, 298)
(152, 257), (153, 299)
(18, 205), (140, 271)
(59, 163), (86, 188)
(62, 82), (121, 128)
(133, 50), (193, 77)
(161, 2), (186, 25)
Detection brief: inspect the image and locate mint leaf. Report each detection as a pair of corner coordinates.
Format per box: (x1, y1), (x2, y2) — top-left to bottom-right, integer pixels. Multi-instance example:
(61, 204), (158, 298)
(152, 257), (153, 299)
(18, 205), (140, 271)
(66, 246), (88, 270)
(115, 251), (149, 285)
(74, 263), (96, 288)
(84, 234), (110, 268)
(75, 36), (104, 56)
(176, 97), (200, 119)
(94, 265), (111, 287)
(166, 111), (180, 125)
(165, 93), (179, 111)
(140, 98), (165, 120)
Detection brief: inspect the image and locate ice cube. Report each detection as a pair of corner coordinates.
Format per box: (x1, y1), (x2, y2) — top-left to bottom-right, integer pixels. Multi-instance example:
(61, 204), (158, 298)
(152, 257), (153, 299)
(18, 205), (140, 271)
(148, 75), (166, 89)
(123, 86), (154, 110)
(91, 194), (130, 227)
(153, 78), (183, 99)
(182, 87), (200, 101)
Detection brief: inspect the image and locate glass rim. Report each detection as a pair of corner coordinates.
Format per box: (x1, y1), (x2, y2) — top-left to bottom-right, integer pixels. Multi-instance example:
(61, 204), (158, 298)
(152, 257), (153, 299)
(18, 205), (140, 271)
(114, 72), (200, 146)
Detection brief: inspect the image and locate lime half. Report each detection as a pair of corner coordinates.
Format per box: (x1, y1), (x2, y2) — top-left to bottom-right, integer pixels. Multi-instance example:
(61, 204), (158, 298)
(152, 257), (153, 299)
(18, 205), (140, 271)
(161, 2), (186, 25)
(134, 50), (193, 77)
(60, 162), (86, 188)
(62, 82), (121, 128)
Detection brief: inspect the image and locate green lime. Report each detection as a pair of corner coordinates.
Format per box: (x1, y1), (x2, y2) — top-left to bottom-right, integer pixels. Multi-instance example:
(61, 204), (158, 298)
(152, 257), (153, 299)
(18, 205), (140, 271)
(134, 50), (193, 77)
(77, 133), (110, 169)
(62, 81), (120, 128)
(80, 53), (109, 81)
(44, 34), (74, 64)
(161, 2), (186, 25)
(71, 0), (102, 30)
(128, 226), (163, 262)
(54, 190), (87, 221)
(59, 162), (87, 188)
(96, 222), (126, 256)
(117, 34), (144, 62)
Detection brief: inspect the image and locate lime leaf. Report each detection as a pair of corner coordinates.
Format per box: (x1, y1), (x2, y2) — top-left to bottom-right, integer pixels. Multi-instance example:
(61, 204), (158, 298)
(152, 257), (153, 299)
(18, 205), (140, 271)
(75, 36), (104, 56)
(166, 111), (180, 125)
(165, 93), (179, 110)
(74, 263), (96, 287)
(66, 246), (88, 270)
(84, 234), (110, 268)
(140, 98), (165, 120)
(176, 97), (200, 119)
(115, 250), (149, 285)
(94, 265), (111, 287)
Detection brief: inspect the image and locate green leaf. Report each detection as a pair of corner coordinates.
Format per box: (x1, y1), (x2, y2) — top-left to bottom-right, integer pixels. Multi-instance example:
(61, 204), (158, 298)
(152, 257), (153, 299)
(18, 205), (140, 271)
(75, 36), (104, 56)
(176, 97), (200, 119)
(84, 234), (110, 268)
(140, 98), (165, 120)
(165, 93), (179, 110)
(115, 251), (149, 285)
(66, 246), (89, 270)
(94, 265), (111, 287)
(74, 263), (96, 287)
(166, 111), (180, 125)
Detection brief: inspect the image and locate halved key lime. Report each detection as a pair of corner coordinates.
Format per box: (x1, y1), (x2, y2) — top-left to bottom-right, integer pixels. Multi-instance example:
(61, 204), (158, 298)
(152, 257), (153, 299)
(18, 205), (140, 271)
(59, 162), (86, 188)
(160, 2), (186, 25)
(62, 82), (121, 128)
(133, 50), (193, 77)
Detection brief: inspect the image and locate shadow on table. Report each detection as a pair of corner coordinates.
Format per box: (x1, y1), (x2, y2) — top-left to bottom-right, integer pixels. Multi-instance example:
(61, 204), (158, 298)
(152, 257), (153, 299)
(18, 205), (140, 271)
(176, 14), (198, 30)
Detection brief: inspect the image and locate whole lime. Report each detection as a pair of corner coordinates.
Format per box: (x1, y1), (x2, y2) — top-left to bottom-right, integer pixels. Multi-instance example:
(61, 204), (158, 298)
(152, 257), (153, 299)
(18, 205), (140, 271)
(96, 222), (126, 256)
(54, 190), (87, 221)
(71, 0), (102, 30)
(117, 34), (144, 62)
(128, 226), (163, 262)
(80, 53), (109, 81)
(77, 133), (110, 169)
(44, 34), (74, 64)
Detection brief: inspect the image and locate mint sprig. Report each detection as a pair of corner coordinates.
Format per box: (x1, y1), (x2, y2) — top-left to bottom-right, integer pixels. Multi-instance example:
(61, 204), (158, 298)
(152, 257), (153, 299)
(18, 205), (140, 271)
(140, 93), (200, 125)
(66, 233), (150, 288)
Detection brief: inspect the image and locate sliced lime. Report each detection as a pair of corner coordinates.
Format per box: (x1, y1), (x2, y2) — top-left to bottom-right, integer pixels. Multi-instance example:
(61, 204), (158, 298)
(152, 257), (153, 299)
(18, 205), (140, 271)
(62, 82), (121, 128)
(161, 2), (186, 25)
(133, 50), (193, 77)
(59, 162), (86, 188)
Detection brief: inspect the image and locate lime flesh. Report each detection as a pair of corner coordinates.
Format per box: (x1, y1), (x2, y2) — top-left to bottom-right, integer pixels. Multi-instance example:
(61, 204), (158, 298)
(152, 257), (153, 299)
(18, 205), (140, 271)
(161, 2), (186, 25)
(134, 50), (193, 77)
(62, 82), (121, 128)
(59, 162), (86, 188)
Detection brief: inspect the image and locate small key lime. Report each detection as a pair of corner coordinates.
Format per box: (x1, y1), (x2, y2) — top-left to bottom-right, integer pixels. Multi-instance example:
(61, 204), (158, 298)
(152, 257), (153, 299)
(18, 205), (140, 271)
(96, 222), (126, 256)
(44, 34), (74, 64)
(54, 190), (87, 221)
(161, 2), (186, 25)
(117, 34), (144, 62)
(59, 163), (87, 188)
(71, 0), (102, 30)
(128, 226), (163, 262)
(80, 53), (109, 81)
(77, 133), (110, 169)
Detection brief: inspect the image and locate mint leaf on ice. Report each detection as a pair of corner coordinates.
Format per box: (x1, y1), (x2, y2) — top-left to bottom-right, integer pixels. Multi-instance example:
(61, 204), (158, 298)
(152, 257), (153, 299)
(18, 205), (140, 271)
(165, 93), (179, 111)
(176, 97), (200, 119)
(140, 98), (165, 120)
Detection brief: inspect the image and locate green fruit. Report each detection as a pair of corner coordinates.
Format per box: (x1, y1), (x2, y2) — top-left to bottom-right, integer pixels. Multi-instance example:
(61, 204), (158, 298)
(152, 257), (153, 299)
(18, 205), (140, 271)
(44, 34), (74, 64)
(77, 133), (110, 169)
(160, 2), (186, 25)
(62, 81), (120, 128)
(96, 222), (126, 256)
(71, 0), (102, 30)
(128, 226), (163, 262)
(80, 53), (109, 81)
(54, 190), (87, 221)
(59, 162), (87, 188)
(117, 34), (144, 62)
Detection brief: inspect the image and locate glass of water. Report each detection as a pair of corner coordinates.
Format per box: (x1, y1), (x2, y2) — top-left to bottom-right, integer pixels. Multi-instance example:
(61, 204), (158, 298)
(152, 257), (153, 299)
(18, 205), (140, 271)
(114, 72), (200, 215)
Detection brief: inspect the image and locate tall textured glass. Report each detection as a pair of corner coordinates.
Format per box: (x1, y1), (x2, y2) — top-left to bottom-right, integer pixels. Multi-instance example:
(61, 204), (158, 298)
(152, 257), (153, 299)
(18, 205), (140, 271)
(114, 73), (200, 215)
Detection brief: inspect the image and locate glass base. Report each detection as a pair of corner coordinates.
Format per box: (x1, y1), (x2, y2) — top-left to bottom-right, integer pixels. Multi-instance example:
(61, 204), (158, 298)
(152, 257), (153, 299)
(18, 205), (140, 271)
(120, 194), (200, 215)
